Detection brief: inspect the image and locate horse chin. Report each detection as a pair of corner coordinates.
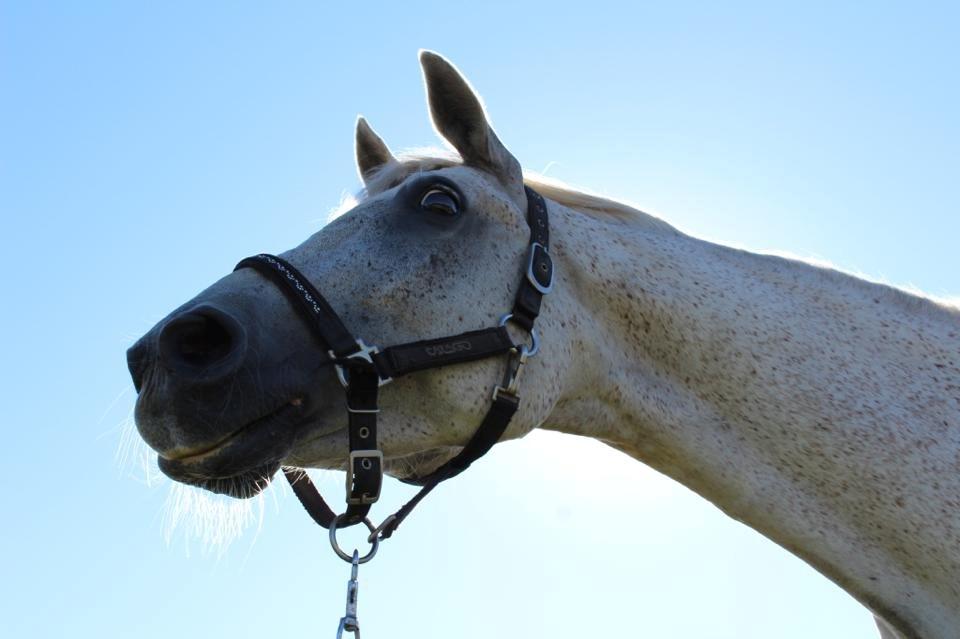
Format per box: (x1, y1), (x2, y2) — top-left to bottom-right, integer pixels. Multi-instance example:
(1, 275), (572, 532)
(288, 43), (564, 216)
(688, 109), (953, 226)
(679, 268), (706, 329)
(159, 459), (280, 498)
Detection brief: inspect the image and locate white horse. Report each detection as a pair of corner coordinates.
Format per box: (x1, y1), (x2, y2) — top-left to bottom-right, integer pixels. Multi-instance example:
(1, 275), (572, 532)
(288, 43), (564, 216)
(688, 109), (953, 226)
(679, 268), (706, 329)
(127, 52), (959, 639)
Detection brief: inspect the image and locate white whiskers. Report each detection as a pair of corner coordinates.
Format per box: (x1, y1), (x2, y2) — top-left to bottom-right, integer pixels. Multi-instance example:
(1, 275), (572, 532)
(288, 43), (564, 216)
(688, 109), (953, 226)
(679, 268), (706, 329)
(160, 482), (268, 558)
(111, 402), (280, 557)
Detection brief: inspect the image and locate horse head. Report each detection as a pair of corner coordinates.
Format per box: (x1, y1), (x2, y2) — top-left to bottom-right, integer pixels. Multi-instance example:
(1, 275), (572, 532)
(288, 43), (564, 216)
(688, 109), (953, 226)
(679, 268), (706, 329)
(126, 52), (568, 499)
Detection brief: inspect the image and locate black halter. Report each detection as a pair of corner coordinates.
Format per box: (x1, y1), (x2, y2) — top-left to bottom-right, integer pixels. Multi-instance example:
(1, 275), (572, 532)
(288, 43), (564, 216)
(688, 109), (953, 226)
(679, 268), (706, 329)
(234, 186), (552, 540)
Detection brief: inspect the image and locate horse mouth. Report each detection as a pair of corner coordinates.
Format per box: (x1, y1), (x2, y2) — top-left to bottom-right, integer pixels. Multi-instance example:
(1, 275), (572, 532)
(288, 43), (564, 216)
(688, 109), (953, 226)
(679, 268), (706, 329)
(157, 398), (309, 498)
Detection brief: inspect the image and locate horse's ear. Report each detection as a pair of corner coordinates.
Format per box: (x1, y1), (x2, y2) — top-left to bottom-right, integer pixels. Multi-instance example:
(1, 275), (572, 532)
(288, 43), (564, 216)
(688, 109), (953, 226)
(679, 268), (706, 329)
(355, 116), (396, 185)
(419, 51), (524, 198)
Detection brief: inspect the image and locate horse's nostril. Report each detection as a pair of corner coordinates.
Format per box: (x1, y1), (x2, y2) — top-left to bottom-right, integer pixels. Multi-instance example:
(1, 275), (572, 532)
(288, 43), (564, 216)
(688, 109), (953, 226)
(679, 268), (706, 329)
(170, 316), (230, 364)
(158, 306), (246, 376)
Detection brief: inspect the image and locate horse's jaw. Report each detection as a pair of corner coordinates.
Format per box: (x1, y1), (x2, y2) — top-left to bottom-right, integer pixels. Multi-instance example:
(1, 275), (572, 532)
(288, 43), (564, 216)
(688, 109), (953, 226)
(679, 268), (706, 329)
(538, 200), (960, 639)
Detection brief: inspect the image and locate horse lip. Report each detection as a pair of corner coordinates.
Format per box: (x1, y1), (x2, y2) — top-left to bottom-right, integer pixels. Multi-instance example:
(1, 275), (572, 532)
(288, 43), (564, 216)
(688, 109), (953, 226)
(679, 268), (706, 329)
(161, 431), (244, 463)
(156, 398), (314, 495)
(160, 399), (303, 463)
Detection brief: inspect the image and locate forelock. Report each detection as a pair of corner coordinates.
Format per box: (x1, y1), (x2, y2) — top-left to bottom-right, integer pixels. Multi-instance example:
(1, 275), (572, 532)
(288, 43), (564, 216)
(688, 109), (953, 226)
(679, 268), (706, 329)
(358, 148), (674, 232)
(361, 149), (462, 199)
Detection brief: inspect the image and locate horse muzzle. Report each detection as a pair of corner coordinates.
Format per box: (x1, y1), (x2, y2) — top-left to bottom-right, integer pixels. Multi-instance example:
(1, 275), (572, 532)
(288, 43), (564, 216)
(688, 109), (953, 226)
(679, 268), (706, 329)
(126, 298), (333, 497)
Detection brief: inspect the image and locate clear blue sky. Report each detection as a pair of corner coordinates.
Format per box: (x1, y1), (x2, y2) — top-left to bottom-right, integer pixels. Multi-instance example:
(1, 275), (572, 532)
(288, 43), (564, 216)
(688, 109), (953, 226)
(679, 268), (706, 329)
(2, 2), (957, 638)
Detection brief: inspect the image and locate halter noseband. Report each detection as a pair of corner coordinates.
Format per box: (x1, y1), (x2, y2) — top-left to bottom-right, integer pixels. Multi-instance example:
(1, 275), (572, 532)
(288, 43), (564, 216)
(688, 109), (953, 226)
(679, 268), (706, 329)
(234, 186), (552, 542)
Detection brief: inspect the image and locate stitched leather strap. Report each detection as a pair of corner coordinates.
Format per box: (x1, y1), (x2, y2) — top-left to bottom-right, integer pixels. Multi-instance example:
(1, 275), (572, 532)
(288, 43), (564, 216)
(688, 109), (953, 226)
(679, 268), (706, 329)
(342, 365), (382, 523)
(235, 254), (360, 357)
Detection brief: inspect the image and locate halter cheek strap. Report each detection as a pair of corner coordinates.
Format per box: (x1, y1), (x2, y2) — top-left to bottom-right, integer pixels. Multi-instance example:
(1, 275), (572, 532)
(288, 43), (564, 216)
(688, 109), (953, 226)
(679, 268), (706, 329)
(234, 186), (552, 540)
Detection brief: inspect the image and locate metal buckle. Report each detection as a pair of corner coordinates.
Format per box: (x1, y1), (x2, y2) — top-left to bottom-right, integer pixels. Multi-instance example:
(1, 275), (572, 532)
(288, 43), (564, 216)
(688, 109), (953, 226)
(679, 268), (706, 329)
(331, 339), (392, 388)
(492, 344), (529, 401)
(346, 405), (380, 414)
(345, 449), (383, 505)
(525, 242), (553, 294)
(492, 385), (518, 402)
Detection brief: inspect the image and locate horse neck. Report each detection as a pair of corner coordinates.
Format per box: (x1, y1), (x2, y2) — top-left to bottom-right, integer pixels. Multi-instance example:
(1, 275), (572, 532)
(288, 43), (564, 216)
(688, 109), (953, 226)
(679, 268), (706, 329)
(542, 202), (960, 639)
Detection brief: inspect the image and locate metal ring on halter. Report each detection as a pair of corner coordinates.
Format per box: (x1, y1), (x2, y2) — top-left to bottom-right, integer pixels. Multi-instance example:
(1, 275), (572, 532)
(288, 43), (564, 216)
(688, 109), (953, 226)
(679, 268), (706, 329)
(329, 515), (380, 563)
(498, 313), (539, 357)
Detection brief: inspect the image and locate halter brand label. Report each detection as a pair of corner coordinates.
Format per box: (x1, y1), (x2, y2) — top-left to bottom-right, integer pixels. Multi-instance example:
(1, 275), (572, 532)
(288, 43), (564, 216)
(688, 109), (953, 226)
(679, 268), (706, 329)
(424, 341), (473, 357)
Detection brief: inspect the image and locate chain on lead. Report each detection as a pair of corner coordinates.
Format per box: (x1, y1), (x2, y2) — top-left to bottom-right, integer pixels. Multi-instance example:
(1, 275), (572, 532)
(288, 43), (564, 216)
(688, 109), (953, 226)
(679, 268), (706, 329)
(336, 550), (362, 638)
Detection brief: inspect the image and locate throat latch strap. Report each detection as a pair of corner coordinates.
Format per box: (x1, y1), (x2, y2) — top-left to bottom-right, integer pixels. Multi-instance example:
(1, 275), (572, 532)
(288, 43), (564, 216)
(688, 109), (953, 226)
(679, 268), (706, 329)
(376, 386), (520, 539)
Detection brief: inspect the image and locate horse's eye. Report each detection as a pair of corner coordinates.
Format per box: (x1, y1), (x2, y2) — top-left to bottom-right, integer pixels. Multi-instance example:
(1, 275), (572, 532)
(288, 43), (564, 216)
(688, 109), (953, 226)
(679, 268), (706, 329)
(419, 187), (460, 216)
